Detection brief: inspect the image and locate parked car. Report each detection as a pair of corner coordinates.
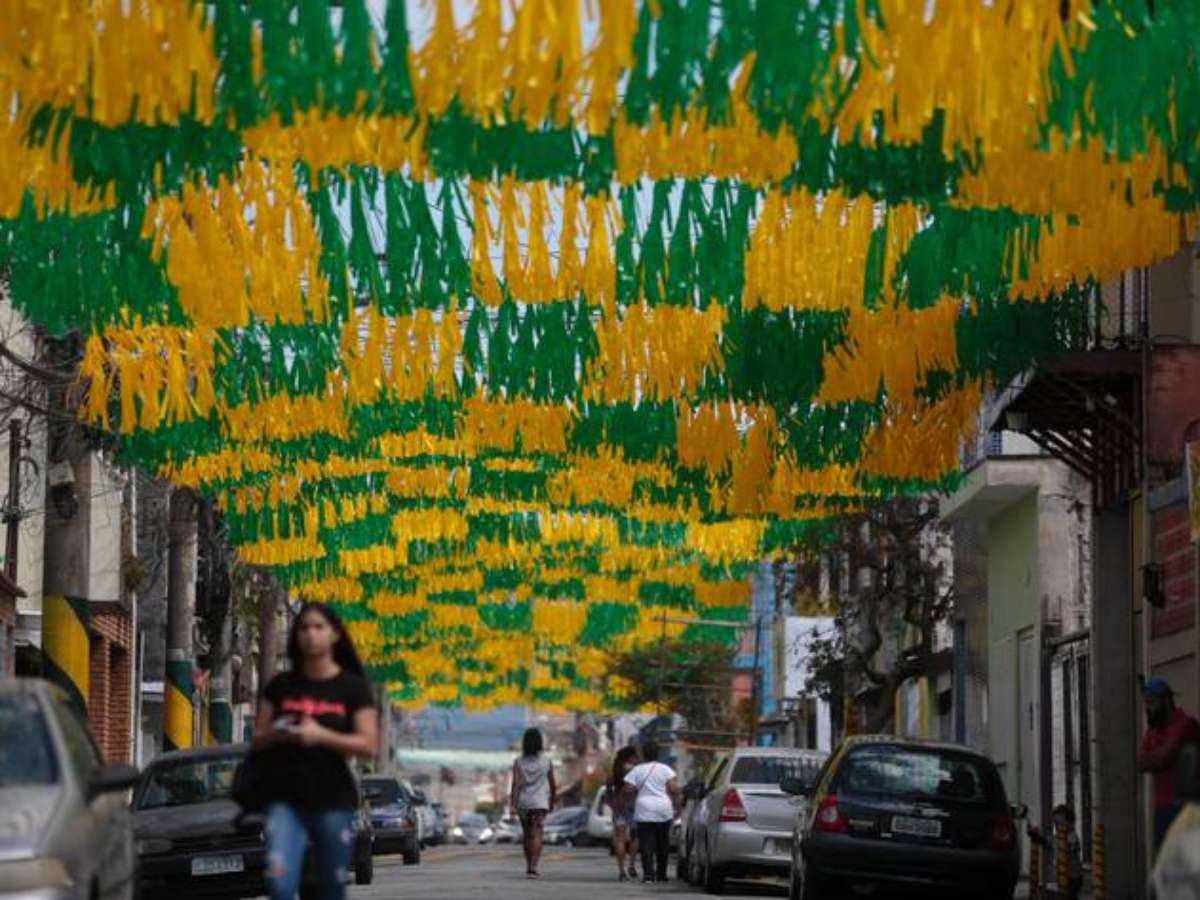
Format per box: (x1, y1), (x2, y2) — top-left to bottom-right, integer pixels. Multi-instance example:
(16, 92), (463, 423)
(134, 745), (374, 900)
(492, 815), (523, 844)
(411, 789), (443, 846)
(0, 678), (139, 900)
(361, 775), (421, 865)
(689, 747), (828, 894)
(543, 806), (591, 847)
(431, 802), (452, 843)
(587, 788), (614, 845)
(450, 813), (494, 844)
(786, 736), (1021, 900)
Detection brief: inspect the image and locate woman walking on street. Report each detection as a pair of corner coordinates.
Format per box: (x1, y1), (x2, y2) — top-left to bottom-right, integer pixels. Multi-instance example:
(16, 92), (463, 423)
(511, 727), (556, 879)
(608, 746), (641, 881)
(251, 603), (378, 900)
(624, 740), (681, 884)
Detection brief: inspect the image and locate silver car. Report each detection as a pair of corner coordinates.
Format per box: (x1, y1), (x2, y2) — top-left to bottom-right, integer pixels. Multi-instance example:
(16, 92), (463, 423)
(0, 678), (139, 900)
(688, 748), (827, 894)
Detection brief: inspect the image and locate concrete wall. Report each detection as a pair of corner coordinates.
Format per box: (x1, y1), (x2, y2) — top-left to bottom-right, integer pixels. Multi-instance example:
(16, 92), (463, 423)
(987, 491), (1040, 809)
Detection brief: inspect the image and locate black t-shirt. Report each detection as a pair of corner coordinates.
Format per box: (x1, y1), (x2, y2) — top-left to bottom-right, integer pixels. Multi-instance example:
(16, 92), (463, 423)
(260, 668), (375, 811)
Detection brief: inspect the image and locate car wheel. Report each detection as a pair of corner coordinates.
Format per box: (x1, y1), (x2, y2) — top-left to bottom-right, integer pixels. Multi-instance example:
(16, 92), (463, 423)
(704, 843), (724, 896)
(355, 851), (374, 886)
(796, 866), (826, 900)
(403, 841), (421, 866)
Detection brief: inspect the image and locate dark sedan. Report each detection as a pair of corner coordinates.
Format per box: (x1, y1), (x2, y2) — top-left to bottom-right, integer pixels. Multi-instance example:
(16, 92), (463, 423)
(361, 775), (420, 865)
(133, 745), (373, 900)
(132, 747), (266, 900)
(543, 806), (591, 847)
(787, 736), (1022, 900)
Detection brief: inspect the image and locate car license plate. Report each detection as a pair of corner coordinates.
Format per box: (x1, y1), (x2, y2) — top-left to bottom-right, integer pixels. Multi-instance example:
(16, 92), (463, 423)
(891, 816), (941, 838)
(765, 838), (791, 855)
(191, 855), (245, 877)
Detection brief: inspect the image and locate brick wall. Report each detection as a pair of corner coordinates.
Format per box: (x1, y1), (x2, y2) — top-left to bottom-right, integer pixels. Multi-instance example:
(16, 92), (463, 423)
(1152, 502), (1197, 637)
(88, 605), (134, 762)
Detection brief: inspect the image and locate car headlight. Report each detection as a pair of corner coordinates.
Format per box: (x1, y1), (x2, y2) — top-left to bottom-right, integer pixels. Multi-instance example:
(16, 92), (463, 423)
(479, 827), (494, 841)
(0, 857), (73, 890)
(451, 826), (464, 837)
(136, 838), (175, 855)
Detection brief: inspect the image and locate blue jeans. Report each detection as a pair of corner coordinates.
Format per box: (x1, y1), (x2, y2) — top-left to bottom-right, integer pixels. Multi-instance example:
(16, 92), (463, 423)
(264, 803), (355, 900)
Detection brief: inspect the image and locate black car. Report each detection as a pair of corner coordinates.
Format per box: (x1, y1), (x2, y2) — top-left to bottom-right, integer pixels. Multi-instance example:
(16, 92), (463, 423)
(133, 745), (373, 900)
(785, 736), (1022, 900)
(361, 775), (421, 865)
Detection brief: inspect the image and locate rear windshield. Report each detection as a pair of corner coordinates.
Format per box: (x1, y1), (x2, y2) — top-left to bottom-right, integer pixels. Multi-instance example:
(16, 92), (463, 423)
(0, 695), (58, 786)
(836, 745), (1001, 808)
(136, 756), (241, 809)
(362, 779), (409, 806)
(731, 755), (823, 786)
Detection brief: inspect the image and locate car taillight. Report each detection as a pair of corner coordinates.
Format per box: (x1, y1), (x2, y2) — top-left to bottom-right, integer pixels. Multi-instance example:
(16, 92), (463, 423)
(987, 815), (1016, 852)
(719, 788), (747, 822)
(813, 796), (848, 834)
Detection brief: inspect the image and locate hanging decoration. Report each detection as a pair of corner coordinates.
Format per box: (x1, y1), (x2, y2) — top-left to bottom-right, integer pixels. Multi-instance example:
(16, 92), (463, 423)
(2, 0), (1196, 710)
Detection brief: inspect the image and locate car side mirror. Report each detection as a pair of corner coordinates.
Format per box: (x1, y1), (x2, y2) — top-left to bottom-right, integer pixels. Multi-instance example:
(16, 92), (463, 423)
(88, 764), (140, 800)
(780, 777), (811, 797)
(1010, 803), (1029, 820)
(1177, 745), (1200, 802)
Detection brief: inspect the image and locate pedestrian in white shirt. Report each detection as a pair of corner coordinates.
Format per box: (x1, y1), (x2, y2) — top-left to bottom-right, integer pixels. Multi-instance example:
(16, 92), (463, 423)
(623, 740), (680, 883)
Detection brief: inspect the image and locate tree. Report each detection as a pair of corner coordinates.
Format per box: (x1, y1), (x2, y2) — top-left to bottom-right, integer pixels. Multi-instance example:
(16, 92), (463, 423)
(798, 498), (953, 734)
(606, 639), (740, 772)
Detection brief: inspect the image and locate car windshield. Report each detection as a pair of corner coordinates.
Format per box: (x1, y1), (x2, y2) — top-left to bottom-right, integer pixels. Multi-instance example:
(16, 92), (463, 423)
(837, 746), (999, 807)
(0, 695), (58, 787)
(459, 814), (487, 828)
(545, 807), (586, 825)
(136, 756), (241, 809)
(363, 779), (413, 806)
(731, 755), (823, 786)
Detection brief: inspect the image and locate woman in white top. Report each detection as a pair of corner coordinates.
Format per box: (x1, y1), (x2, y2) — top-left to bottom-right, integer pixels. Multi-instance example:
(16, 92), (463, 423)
(623, 740), (680, 883)
(510, 727), (556, 879)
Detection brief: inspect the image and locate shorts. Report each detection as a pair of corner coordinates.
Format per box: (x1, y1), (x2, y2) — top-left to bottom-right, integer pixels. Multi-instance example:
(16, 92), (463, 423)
(612, 813), (633, 831)
(519, 809), (547, 831)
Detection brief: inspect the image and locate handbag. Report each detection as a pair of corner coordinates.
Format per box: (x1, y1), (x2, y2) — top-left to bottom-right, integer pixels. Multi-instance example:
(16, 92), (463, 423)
(232, 750), (270, 813)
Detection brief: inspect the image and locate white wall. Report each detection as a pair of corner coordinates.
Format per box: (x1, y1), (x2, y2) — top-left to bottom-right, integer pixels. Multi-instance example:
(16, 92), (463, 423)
(784, 616), (835, 752)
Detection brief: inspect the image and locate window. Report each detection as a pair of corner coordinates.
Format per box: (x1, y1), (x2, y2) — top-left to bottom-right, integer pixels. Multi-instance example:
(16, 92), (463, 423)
(730, 755), (823, 786)
(836, 745), (1001, 808)
(706, 756), (730, 790)
(0, 694), (59, 786)
(362, 778), (408, 806)
(135, 756), (241, 809)
(51, 699), (102, 781)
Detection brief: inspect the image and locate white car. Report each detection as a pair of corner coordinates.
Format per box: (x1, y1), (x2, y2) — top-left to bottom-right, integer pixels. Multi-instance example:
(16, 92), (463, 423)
(587, 788), (614, 844)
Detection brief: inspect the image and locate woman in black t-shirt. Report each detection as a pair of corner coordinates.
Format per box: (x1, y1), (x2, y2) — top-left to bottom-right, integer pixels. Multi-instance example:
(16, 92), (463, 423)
(253, 603), (377, 900)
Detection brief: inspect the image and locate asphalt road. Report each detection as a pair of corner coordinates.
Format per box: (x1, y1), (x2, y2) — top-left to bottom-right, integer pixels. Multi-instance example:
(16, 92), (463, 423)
(356, 844), (789, 900)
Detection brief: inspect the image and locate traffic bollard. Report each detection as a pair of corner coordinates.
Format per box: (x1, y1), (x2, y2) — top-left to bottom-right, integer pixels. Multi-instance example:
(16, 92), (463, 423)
(1093, 822), (1106, 900)
(1029, 837), (1042, 900)
(1055, 820), (1069, 896)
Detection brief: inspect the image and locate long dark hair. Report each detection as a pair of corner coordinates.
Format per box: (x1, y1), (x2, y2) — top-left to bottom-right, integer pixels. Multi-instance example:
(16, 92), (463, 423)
(287, 602), (366, 678)
(611, 745), (638, 789)
(522, 727), (544, 757)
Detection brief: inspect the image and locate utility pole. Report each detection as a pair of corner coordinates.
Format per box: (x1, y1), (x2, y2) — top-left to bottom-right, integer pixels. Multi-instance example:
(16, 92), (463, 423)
(208, 609), (233, 744)
(42, 369), (91, 714)
(258, 578), (282, 689)
(5, 420), (20, 581)
(164, 488), (197, 752)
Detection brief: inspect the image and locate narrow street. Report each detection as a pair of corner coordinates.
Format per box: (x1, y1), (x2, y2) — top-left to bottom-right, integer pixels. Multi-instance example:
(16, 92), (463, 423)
(360, 846), (787, 900)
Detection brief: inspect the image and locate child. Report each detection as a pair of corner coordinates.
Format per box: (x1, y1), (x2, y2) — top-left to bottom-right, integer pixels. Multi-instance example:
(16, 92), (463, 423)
(1027, 804), (1083, 900)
